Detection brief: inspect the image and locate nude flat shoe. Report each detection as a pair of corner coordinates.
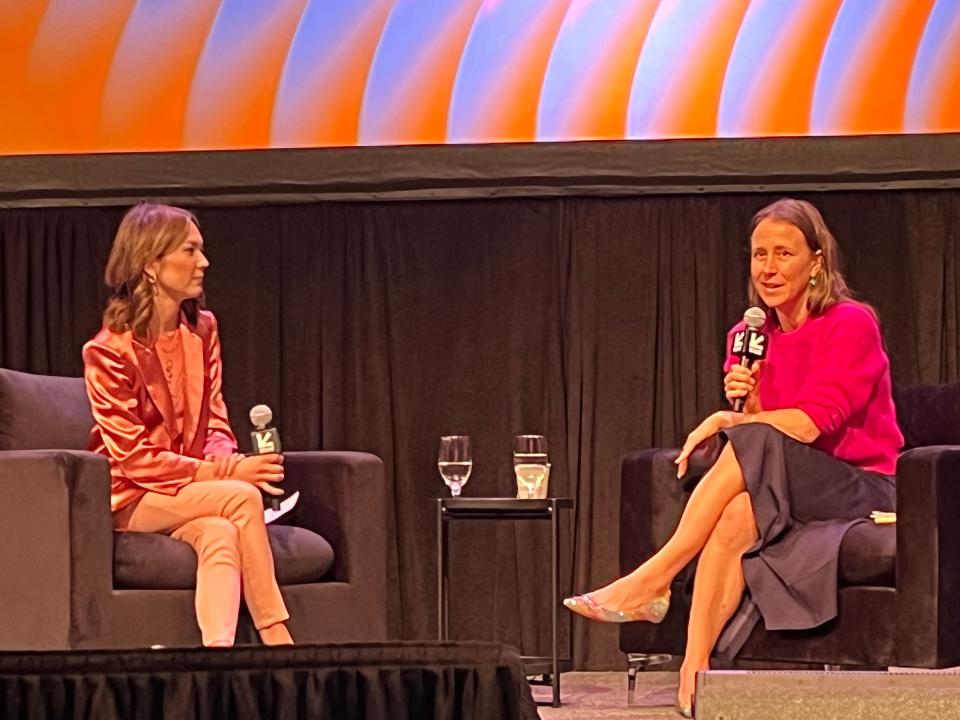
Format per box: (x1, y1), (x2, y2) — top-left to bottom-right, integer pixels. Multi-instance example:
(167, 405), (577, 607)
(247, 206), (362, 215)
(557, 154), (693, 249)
(562, 590), (670, 624)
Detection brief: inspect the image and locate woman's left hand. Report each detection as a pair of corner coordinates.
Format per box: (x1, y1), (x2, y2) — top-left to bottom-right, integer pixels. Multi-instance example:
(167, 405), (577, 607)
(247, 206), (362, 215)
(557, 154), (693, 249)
(205, 452), (243, 479)
(675, 411), (740, 478)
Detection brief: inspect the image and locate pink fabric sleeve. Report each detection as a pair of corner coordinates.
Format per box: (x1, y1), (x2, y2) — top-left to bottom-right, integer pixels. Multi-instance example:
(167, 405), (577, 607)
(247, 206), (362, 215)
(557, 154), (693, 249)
(200, 314), (238, 457)
(83, 341), (201, 493)
(793, 306), (887, 436)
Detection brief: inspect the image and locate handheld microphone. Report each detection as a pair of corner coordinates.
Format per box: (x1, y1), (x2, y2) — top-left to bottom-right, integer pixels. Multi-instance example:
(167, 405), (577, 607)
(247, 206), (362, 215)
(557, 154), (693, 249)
(249, 404), (282, 511)
(729, 307), (768, 412)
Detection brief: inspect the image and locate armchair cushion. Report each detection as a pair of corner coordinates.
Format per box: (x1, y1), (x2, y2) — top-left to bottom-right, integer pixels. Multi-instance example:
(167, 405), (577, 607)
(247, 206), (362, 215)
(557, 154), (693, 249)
(0, 369), (91, 451)
(894, 382), (960, 450)
(113, 525), (335, 590)
(837, 522), (895, 587)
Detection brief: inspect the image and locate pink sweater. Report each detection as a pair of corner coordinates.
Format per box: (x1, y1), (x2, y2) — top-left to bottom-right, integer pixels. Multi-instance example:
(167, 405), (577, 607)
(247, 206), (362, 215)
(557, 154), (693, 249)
(725, 302), (903, 475)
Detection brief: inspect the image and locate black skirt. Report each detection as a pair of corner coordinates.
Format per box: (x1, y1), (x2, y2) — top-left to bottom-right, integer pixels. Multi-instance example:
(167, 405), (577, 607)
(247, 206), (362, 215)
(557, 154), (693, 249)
(715, 423), (896, 657)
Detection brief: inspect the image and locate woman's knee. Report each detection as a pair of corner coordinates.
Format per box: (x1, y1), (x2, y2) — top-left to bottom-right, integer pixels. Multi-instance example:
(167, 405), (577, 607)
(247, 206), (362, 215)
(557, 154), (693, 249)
(717, 442), (742, 472)
(183, 517), (240, 558)
(712, 492), (758, 551)
(215, 480), (263, 510)
(703, 442), (744, 485)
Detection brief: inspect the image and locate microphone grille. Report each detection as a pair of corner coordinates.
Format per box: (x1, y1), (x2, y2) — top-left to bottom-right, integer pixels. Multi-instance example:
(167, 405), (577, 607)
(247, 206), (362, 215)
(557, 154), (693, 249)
(249, 404), (273, 428)
(743, 306), (766, 329)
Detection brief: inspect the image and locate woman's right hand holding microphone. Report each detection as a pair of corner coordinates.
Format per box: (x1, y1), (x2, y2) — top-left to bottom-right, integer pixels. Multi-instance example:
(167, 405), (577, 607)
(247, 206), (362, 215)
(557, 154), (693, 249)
(724, 361), (762, 414)
(232, 453), (284, 495)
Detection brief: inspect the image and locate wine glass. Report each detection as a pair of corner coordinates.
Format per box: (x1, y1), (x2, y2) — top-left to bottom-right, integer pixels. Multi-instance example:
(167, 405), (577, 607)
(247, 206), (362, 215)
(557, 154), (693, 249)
(438, 435), (472, 497)
(514, 435), (548, 499)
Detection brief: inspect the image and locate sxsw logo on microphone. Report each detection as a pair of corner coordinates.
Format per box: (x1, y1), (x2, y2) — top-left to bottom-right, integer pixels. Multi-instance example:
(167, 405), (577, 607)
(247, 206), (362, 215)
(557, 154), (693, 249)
(251, 427), (281, 454)
(731, 329), (768, 359)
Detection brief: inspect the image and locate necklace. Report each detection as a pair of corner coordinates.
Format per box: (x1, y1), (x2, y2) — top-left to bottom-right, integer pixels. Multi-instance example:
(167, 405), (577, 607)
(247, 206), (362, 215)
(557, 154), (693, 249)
(155, 330), (182, 383)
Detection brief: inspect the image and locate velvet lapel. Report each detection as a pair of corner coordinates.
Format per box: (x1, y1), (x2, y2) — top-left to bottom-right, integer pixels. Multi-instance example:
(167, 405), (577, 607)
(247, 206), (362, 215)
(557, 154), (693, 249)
(131, 338), (177, 443)
(181, 324), (204, 452)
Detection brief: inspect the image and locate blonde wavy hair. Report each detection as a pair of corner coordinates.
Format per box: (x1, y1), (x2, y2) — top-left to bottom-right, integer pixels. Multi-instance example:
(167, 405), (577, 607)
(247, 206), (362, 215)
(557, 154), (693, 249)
(102, 202), (201, 340)
(747, 198), (870, 321)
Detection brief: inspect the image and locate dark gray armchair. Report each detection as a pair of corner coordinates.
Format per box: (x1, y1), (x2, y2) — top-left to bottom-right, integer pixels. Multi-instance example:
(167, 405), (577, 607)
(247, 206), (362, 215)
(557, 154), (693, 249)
(0, 368), (391, 650)
(619, 383), (960, 670)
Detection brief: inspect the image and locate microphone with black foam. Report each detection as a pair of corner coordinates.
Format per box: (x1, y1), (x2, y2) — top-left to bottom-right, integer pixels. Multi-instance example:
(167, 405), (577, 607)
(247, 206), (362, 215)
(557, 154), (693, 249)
(249, 404), (282, 511)
(729, 306), (768, 413)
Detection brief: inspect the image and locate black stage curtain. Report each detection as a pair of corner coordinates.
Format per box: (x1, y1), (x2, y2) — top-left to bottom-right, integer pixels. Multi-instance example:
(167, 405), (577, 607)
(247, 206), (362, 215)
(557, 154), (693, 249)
(0, 642), (537, 720)
(1, 191), (958, 668)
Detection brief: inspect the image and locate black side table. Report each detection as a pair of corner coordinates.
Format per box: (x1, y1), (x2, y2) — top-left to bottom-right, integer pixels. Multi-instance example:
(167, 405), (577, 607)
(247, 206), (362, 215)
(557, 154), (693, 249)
(436, 497), (574, 707)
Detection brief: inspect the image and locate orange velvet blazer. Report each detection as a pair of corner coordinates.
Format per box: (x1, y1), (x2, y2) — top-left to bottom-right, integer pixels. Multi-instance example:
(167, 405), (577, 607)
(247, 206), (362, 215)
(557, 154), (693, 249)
(83, 309), (238, 512)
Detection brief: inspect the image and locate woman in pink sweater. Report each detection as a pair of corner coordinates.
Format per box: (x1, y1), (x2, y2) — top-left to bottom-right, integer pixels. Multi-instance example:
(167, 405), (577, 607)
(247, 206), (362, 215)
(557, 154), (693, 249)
(565, 198), (902, 716)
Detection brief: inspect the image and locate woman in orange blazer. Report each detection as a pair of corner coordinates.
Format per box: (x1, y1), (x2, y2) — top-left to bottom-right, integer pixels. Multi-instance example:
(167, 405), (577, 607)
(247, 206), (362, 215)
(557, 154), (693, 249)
(83, 202), (292, 647)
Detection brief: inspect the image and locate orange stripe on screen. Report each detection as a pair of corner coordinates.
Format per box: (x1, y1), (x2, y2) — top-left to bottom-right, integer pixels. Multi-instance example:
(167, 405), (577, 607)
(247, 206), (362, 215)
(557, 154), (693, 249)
(282, 2), (396, 147)
(0, 0), (51, 153)
(572, 1), (659, 140)
(929, 17), (960, 132)
(839, 1), (937, 134)
(18, 0), (135, 154)
(652, 0), (751, 138)
(470, 0), (573, 143)
(97, 1), (221, 152)
(399, 1), (486, 145)
(183, 2), (309, 151)
(746, 0), (844, 137)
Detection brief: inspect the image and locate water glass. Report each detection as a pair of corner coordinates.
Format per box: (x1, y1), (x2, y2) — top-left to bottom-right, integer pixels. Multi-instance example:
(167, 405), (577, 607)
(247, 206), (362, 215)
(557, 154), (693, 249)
(514, 434), (549, 499)
(438, 435), (472, 497)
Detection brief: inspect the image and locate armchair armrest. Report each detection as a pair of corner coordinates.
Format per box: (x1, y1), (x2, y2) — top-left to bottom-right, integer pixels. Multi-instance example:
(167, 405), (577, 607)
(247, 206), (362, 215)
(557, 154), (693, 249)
(895, 445), (960, 667)
(619, 437), (720, 574)
(620, 446), (704, 656)
(619, 448), (684, 574)
(279, 451), (388, 593)
(0, 450), (112, 650)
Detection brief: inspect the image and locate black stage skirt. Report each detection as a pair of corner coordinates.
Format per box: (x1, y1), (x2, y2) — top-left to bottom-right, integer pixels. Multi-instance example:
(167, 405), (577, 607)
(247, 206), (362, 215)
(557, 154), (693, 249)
(715, 423), (896, 657)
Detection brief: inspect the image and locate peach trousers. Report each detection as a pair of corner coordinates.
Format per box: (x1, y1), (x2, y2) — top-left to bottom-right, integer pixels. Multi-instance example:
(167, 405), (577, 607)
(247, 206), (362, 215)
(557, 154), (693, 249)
(114, 480), (289, 647)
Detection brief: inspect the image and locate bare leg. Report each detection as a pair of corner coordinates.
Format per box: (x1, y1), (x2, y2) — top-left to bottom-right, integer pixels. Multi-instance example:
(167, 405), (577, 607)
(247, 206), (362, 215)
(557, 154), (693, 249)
(589, 442), (746, 611)
(677, 491), (758, 708)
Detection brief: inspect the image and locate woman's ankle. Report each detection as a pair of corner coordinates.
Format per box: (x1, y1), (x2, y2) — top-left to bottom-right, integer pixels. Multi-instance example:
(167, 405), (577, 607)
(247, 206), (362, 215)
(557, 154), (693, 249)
(259, 621), (294, 646)
(678, 658), (707, 700)
(592, 571), (670, 608)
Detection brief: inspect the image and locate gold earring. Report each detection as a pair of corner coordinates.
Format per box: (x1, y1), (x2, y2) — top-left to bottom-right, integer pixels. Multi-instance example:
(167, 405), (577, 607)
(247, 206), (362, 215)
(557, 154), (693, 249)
(145, 273), (159, 295)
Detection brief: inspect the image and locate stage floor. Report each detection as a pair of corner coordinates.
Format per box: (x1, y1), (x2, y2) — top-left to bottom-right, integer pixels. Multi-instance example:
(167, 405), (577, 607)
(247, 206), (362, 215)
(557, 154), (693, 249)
(534, 670), (960, 719)
(534, 672), (679, 719)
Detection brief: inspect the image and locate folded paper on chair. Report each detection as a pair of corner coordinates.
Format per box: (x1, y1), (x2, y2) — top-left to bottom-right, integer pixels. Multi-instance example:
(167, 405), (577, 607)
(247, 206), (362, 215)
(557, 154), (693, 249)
(265, 491), (300, 524)
(870, 510), (896, 525)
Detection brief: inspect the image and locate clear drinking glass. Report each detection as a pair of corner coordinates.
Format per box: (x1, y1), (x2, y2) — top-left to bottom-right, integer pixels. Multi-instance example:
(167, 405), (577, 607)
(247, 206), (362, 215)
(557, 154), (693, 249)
(438, 435), (472, 497)
(514, 435), (549, 499)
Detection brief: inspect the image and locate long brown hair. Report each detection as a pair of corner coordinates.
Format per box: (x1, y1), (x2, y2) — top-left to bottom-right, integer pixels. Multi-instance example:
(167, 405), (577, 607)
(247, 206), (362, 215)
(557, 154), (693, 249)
(102, 202), (201, 340)
(747, 198), (870, 321)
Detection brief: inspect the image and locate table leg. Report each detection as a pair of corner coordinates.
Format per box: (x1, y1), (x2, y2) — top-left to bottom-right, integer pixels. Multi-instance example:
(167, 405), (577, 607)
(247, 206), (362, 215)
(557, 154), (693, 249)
(437, 499), (449, 641)
(551, 499), (560, 707)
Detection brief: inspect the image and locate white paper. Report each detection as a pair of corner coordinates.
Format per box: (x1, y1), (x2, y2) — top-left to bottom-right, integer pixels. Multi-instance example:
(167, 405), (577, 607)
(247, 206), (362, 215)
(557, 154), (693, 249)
(264, 490), (300, 524)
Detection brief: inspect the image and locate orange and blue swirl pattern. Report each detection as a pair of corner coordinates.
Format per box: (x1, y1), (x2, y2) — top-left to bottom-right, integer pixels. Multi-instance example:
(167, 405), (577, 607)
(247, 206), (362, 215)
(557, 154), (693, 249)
(1, 0), (957, 155)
